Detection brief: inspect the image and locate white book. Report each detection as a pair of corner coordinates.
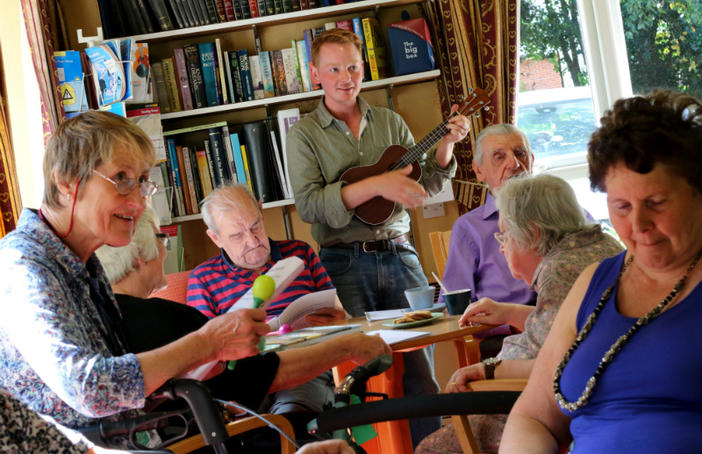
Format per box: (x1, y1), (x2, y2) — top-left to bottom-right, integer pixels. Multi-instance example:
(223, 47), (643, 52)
(267, 288), (346, 331)
(277, 107), (300, 198)
(280, 48), (301, 94)
(269, 129), (290, 199)
(215, 38), (228, 104)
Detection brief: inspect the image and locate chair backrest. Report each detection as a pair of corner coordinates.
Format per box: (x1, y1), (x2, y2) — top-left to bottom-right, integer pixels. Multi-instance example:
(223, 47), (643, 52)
(151, 270), (192, 304)
(428, 230), (452, 277)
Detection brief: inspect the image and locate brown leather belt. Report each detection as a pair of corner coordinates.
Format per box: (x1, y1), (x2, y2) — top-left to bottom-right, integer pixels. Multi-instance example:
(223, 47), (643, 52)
(330, 234), (412, 253)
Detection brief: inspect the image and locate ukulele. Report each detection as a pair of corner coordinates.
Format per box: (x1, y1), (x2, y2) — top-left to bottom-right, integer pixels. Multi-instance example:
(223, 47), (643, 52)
(341, 88), (490, 225)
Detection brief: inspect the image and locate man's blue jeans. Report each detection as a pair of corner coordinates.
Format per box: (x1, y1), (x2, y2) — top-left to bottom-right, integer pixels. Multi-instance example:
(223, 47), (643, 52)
(320, 243), (441, 447)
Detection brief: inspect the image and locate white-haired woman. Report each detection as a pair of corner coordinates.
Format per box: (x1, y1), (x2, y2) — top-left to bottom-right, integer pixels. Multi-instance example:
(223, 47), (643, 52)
(416, 174), (622, 453)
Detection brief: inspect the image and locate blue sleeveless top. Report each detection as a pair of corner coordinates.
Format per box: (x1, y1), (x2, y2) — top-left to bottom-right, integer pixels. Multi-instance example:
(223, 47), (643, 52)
(558, 252), (702, 453)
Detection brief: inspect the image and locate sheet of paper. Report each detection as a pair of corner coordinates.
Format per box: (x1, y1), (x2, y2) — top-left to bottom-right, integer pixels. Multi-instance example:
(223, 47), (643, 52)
(364, 309), (409, 321)
(365, 329), (430, 345)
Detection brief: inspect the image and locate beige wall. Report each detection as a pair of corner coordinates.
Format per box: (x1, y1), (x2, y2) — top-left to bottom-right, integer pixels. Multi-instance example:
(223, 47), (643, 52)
(0, 0), (46, 209)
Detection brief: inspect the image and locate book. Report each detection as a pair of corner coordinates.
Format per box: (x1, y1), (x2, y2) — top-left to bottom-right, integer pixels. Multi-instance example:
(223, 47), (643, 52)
(203, 139), (218, 190)
(240, 144), (255, 193)
(149, 163), (172, 225)
(197, 42), (220, 107)
(362, 17), (388, 80)
(209, 0), (223, 22)
(128, 42), (154, 104)
(214, 39), (228, 104)
(195, 148), (214, 197)
(188, 147), (204, 203)
(147, 0), (175, 30)
(276, 107), (299, 197)
(241, 121), (282, 203)
(54, 50), (89, 114)
(208, 127), (230, 185)
(166, 138), (186, 216)
(97, 0), (127, 38)
(177, 0), (196, 27)
(182, 146), (200, 213)
(222, 51), (236, 103)
(220, 123), (238, 183)
(324, 21), (336, 30)
(84, 44), (126, 107)
(295, 40), (312, 92)
(302, 29), (319, 90)
(258, 51), (276, 98)
(281, 46), (301, 94)
(229, 133), (248, 185)
(175, 145), (195, 214)
(267, 288), (345, 331)
(126, 105), (168, 162)
(228, 51), (244, 102)
(245, 0), (258, 17)
(249, 54), (264, 100)
(336, 19), (353, 31)
(127, 0), (150, 34)
(183, 44), (207, 109)
(165, 0), (184, 28)
(237, 49), (254, 101)
(387, 17), (436, 76)
(161, 224), (183, 274)
(161, 57), (182, 111)
(172, 48), (194, 110)
(79, 51), (99, 109)
(268, 127), (290, 199)
(223, 0), (237, 20)
(352, 17), (372, 80)
(239, 0), (252, 19)
(151, 61), (170, 112)
(270, 49), (287, 96)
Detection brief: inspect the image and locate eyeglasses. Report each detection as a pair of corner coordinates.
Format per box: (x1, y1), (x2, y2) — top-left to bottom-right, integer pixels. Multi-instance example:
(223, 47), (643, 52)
(93, 170), (158, 197)
(494, 231), (507, 246)
(155, 232), (169, 248)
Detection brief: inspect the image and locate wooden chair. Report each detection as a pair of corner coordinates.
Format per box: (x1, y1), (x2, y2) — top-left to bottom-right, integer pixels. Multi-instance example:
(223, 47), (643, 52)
(450, 378), (527, 454)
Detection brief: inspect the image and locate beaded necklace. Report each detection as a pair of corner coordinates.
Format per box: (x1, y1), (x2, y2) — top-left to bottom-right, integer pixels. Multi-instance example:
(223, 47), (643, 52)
(554, 250), (702, 412)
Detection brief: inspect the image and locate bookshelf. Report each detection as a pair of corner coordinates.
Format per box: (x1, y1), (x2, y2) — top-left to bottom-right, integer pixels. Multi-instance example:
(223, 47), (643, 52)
(64, 0), (459, 273)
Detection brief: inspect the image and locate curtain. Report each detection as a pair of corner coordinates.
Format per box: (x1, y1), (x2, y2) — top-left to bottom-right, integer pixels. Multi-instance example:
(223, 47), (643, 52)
(21, 0), (68, 147)
(0, 86), (21, 236)
(425, 0), (520, 214)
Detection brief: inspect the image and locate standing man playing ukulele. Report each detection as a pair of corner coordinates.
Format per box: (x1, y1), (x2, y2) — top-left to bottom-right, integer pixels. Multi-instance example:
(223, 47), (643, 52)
(286, 29), (470, 446)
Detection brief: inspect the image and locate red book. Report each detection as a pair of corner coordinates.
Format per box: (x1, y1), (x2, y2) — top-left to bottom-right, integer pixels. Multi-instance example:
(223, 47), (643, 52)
(222, 0), (236, 20)
(248, 0), (259, 17)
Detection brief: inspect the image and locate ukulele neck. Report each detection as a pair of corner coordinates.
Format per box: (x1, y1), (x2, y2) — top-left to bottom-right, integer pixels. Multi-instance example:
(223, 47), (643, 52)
(394, 112), (457, 169)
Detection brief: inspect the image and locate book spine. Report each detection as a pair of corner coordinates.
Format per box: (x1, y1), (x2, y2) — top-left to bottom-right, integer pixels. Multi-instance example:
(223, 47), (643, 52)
(223, 51), (236, 103)
(165, 0), (184, 28)
(178, 0), (196, 27)
(290, 0), (300, 11)
(255, 0), (265, 16)
(203, 139), (219, 189)
(161, 57), (182, 111)
(166, 138), (186, 216)
(238, 0), (251, 18)
(176, 145), (194, 214)
(188, 147), (204, 202)
(220, 125), (238, 183)
(172, 48), (194, 110)
(181, 145), (200, 213)
(270, 49), (287, 96)
(197, 42), (220, 107)
(362, 17), (387, 80)
(281, 48), (300, 94)
(258, 51), (276, 98)
(263, 0), (275, 16)
(237, 50), (254, 101)
(246, 0), (258, 17)
(213, 0), (226, 21)
(184, 0), (203, 25)
(230, 133), (247, 185)
(196, 149), (214, 196)
(249, 54), (264, 100)
(289, 42), (303, 93)
(352, 17), (371, 79)
(97, 0), (126, 39)
(296, 40), (312, 92)
(242, 121), (280, 203)
(183, 44), (207, 109)
(162, 153), (179, 216)
(222, 0), (236, 20)
(228, 51), (245, 102)
(272, 0), (283, 14)
(203, 0), (219, 22)
(298, 0), (308, 9)
(146, 0), (175, 31)
(197, 0), (212, 24)
(281, 0), (292, 13)
(126, 0), (149, 34)
(134, 0), (157, 33)
(208, 128), (229, 185)
(151, 61), (171, 113)
(215, 39), (228, 104)
(239, 144), (254, 193)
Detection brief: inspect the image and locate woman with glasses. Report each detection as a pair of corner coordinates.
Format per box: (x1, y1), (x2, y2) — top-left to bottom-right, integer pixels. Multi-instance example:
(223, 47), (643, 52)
(416, 174), (621, 454)
(0, 111), (270, 447)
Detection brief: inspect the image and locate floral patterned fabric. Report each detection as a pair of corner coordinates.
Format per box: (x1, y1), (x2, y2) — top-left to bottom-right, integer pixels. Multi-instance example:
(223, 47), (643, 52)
(0, 209), (145, 430)
(417, 225), (622, 453)
(0, 387), (90, 453)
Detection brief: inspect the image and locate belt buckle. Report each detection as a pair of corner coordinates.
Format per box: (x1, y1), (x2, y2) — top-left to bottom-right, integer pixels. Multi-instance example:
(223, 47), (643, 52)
(362, 241), (374, 253)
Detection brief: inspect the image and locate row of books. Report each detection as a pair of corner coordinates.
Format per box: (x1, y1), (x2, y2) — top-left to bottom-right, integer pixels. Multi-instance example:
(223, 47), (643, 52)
(98, 0), (365, 38)
(159, 108), (301, 217)
(54, 39), (153, 115)
(152, 17), (387, 113)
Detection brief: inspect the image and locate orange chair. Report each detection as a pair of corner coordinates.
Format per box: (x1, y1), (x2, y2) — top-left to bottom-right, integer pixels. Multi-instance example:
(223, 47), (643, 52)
(151, 270), (192, 304)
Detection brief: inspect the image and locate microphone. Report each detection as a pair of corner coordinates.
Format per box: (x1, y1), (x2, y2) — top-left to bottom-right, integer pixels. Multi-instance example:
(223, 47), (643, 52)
(227, 274), (276, 370)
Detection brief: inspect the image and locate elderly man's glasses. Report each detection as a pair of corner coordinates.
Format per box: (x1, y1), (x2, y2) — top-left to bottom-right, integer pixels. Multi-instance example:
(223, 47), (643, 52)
(155, 232), (169, 248)
(93, 170), (158, 197)
(494, 231), (507, 246)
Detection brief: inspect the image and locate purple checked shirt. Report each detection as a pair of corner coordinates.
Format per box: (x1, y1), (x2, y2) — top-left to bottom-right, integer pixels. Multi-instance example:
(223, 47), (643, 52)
(440, 194), (536, 336)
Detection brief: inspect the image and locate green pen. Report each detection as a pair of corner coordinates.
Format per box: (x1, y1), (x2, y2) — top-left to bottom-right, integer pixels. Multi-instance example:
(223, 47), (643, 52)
(227, 274), (276, 370)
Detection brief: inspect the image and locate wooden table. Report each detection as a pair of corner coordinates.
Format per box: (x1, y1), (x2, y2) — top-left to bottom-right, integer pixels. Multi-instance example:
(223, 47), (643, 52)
(328, 314), (493, 454)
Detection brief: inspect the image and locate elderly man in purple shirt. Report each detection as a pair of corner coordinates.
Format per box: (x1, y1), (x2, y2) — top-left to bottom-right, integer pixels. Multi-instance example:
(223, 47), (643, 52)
(441, 124), (536, 356)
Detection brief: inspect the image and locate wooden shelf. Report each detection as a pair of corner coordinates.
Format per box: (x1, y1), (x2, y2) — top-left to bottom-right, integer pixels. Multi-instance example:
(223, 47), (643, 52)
(119, 0), (425, 43)
(160, 69), (440, 120)
(166, 198), (295, 225)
